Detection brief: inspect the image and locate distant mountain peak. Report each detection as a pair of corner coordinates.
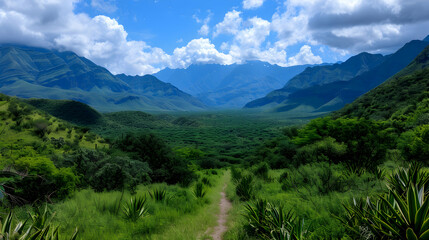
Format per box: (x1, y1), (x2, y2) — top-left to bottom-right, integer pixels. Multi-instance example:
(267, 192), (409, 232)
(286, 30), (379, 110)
(424, 35), (429, 42)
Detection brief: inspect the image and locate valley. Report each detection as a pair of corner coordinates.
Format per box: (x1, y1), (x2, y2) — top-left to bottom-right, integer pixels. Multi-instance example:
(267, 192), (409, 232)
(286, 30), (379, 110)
(0, 4), (428, 239)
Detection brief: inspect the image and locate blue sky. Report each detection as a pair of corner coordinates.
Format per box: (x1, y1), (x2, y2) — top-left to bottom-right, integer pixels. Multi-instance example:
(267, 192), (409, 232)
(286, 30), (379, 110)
(0, 0), (428, 75)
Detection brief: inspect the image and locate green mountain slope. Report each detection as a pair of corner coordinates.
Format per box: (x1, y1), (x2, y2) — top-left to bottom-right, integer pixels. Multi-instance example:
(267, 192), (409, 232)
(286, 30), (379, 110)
(245, 39), (429, 113)
(244, 52), (385, 108)
(0, 45), (206, 112)
(334, 45), (429, 121)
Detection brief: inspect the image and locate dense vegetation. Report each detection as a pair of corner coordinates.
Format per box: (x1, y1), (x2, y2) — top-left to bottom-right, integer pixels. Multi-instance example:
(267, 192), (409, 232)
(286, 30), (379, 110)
(1, 45), (429, 239)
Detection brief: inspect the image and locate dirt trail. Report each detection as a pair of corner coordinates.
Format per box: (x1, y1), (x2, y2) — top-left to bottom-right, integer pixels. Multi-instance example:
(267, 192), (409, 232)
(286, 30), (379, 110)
(209, 184), (232, 240)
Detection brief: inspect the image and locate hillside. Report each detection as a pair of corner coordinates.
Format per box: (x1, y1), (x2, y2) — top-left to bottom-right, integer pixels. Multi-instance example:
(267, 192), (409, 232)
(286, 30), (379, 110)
(244, 52), (385, 108)
(334, 45), (429, 121)
(155, 61), (311, 108)
(245, 39), (429, 113)
(0, 94), (106, 153)
(23, 98), (103, 125)
(0, 45), (206, 112)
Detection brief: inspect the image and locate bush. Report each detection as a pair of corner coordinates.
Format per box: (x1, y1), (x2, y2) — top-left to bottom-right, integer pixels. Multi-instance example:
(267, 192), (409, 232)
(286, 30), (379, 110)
(253, 162), (269, 180)
(11, 156), (78, 203)
(235, 174), (254, 201)
(91, 163), (126, 192)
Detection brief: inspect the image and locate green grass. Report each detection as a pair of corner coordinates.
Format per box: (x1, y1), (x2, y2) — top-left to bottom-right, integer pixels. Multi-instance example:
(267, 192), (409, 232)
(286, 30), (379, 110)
(224, 165), (390, 239)
(48, 170), (227, 239)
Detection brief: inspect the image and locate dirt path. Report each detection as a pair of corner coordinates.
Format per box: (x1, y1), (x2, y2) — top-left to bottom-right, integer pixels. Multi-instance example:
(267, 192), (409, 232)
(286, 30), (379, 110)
(209, 184), (232, 240)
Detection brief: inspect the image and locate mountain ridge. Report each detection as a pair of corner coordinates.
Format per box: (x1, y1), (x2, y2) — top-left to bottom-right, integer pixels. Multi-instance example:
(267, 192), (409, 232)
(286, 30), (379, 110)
(155, 61), (312, 108)
(0, 45), (206, 112)
(244, 39), (429, 113)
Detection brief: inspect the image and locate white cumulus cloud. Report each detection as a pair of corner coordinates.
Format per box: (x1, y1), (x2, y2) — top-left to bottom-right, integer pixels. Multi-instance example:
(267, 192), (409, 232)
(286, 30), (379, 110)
(288, 45), (322, 66)
(243, 0), (265, 10)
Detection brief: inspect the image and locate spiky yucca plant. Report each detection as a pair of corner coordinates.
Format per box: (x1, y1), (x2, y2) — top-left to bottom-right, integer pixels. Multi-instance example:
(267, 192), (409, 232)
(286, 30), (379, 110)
(338, 163), (429, 240)
(0, 211), (78, 240)
(122, 196), (149, 222)
(244, 199), (309, 240)
(149, 188), (167, 203)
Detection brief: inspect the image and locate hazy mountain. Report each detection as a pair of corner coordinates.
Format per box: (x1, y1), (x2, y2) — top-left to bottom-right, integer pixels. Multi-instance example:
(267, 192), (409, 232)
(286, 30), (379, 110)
(0, 45), (206, 112)
(245, 39), (429, 113)
(245, 52), (386, 108)
(334, 45), (429, 120)
(155, 61), (311, 108)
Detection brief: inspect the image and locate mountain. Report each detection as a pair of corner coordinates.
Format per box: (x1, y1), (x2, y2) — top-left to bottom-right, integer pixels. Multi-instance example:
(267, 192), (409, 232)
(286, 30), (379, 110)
(0, 45), (206, 112)
(245, 39), (429, 113)
(245, 52), (385, 108)
(424, 35), (429, 42)
(155, 61), (311, 108)
(334, 45), (429, 121)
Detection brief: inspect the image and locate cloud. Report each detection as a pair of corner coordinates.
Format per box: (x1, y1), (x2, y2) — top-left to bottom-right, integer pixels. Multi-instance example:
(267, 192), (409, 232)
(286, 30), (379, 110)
(213, 10), (242, 37)
(272, 0), (429, 53)
(171, 38), (235, 68)
(288, 45), (322, 65)
(243, 0), (265, 10)
(194, 11), (212, 36)
(91, 0), (117, 13)
(0, 0), (232, 75)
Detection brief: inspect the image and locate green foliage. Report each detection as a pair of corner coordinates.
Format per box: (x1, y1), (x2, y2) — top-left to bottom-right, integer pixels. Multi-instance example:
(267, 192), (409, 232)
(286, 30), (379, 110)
(398, 124), (429, 163)
(244, 199), (309, 240)
(149, 188), (169, 203)
(113, 133), (195, 185)
(193, 182), (206, 198)
(293, 117), (389, 172)
(0, 210), (78, 240)
(57, 149), (151, 192)
(253, 162), (270, 180)
(122, 196), (149, 222)
(10, 156), (78, 203)
(91, 163), (126, 192)
(94, 192), (124, 215)
(235, 174), (254, 201)
(338, 164), (429, 239)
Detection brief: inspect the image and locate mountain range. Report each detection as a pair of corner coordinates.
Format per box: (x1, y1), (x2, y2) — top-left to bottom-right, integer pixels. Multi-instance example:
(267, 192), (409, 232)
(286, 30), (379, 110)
(0, 45), (206, 112)
(334, 45), (429, 121)
(245, 38), (429, 113)
(154, 61), (311, 108)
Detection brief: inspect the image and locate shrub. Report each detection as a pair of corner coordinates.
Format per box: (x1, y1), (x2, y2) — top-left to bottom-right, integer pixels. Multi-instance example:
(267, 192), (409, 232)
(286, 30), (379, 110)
(253, 162), (269, 180)
(235, 175), (254, 201)
(90, 163), (126, 192)
(33, 119), (50, 138)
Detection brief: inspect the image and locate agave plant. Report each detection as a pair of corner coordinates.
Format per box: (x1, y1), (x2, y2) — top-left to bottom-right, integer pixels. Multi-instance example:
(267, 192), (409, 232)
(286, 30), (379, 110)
(193, 182), (206, 198)
(338, 163), (429, 240)
(149, 188), (167, 203)
(0, 211), (78, 240)
(0, 211), (28, 239)
(122, 196), (149, 222)
(387, 162), (429, 197)
(244, 199), (309, 240)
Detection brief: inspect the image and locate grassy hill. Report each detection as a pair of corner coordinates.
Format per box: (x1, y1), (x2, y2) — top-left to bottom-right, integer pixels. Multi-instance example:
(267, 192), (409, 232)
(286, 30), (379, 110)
(0, 94), (106, 157)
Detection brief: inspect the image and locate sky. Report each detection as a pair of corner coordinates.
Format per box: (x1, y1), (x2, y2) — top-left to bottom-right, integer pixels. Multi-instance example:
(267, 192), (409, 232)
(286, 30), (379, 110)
(0, 0), (428, 75)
